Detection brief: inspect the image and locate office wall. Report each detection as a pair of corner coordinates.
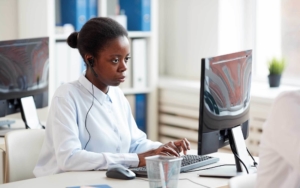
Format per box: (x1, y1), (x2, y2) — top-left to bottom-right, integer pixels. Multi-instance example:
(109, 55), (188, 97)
(158, 0), (219, 80)
(158, 0), (255, 80)
(0, 0), (18, 40)
(218, 0), (254, 54)
(18, 0), (52, 38)
(0, 0), (54, 40)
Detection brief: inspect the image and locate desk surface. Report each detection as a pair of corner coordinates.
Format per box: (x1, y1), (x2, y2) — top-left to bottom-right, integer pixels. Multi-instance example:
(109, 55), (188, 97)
(0, 152), (243, 188)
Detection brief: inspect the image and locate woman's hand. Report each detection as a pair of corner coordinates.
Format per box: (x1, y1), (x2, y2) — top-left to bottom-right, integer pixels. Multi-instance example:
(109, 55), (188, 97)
(165, 138), (191, 155)
(137, 138), (190, 166)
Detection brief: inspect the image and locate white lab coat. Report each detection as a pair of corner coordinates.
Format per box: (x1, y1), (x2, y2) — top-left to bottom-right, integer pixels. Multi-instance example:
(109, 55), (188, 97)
(256, 90), (300, 188)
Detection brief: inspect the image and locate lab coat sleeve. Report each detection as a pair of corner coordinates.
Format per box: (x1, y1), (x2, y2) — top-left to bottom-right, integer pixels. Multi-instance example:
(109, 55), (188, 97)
(261, 91), (300, 174)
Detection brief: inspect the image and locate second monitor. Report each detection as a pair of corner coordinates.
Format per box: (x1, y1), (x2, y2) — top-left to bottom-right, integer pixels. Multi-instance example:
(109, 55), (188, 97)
(0, 37), (49, 130)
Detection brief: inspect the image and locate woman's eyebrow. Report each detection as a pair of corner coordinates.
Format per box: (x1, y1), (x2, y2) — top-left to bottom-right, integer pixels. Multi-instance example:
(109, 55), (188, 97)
(109, 54), (131, 57)
(109, 54), (122, 57)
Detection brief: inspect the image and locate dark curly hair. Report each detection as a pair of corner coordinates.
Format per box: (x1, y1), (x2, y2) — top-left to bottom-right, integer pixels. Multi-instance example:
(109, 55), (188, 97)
(67, 17), (128, 64)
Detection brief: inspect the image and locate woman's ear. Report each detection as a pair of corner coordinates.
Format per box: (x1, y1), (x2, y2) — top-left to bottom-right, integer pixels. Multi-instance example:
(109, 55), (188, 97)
(88, 58), (95, 67)
(84, 54), (94, 67)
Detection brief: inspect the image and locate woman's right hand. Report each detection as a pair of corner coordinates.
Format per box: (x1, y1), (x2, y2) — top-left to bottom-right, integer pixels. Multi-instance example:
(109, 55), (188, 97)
(137, 138), (190, 167)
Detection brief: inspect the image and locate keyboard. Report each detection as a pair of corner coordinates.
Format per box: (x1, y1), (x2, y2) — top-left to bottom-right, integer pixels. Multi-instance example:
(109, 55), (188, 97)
(130, 155), (219, 177)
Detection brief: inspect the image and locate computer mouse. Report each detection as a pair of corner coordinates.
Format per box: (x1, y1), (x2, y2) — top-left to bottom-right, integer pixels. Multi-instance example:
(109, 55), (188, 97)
(106, 164), (136, 180)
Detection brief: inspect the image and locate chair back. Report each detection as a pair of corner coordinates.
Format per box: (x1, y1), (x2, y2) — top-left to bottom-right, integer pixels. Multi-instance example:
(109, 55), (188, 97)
(229, 173), (257, 188)
(5, 129), (45, 183)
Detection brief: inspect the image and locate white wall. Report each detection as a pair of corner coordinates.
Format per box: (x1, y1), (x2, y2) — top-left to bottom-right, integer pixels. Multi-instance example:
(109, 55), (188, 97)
(158, 0), (255, 80)
(218, 0), (254, 54)
(0, 0), (54, 40)
(159, 0), (219, 80)
(0, 0), (18, 40)
(18, 0), (53, 39)
(255, 0), (281, 78)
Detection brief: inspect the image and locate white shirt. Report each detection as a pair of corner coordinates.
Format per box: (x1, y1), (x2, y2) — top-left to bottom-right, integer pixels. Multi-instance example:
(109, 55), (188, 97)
(256, 90), (300, 188)
(33, 74), (162, 177)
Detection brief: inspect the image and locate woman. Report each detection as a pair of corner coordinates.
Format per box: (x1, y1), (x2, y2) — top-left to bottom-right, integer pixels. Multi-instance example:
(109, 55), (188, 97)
(33, 17), (190, 177)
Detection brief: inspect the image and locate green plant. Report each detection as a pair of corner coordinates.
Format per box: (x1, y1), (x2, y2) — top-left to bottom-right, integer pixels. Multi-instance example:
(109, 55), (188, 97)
(268, 57), (286, 75)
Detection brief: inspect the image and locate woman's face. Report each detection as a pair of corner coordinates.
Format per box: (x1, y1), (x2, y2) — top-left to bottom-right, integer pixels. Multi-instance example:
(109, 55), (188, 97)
(89, 36), (130, 93)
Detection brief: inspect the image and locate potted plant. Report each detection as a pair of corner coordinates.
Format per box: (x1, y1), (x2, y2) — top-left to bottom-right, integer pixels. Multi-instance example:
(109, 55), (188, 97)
(268, 57), (286, 87)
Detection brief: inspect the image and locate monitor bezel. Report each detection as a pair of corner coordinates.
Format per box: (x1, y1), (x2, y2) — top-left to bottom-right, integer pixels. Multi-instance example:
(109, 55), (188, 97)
(0, 37), (49, 118)
(198, 50), (252, 155)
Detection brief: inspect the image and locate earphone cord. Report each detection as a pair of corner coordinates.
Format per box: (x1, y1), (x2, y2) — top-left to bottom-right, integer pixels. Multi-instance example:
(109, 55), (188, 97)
(84, 84), (94, 150)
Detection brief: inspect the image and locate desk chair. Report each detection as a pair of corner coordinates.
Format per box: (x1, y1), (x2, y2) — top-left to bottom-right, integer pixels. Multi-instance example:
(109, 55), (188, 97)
(4, 129), (45, 183)
(229, 173), (257, 188)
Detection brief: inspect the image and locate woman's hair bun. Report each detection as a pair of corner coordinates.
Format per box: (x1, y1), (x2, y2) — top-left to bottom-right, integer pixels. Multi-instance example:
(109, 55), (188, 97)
(67, 32), (78, 48)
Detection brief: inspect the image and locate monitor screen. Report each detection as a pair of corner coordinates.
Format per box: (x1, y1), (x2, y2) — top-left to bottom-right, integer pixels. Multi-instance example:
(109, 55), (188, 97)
(198, 50), (252, 155)
(0, 37), (49, 117)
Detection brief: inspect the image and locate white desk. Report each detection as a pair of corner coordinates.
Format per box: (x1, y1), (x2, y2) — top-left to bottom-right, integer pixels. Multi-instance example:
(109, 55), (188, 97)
(0, 152), (253, 188)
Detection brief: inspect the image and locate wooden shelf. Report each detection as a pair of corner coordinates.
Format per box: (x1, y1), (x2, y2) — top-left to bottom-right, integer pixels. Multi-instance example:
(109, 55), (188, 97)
(122, 88), (151, 95)
(55, 31), (152, 41)
(128, 31), (152, 38)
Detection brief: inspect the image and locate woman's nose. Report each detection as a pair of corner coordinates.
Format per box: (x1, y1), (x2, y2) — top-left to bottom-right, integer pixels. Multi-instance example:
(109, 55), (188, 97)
(119, 60), (127, 72)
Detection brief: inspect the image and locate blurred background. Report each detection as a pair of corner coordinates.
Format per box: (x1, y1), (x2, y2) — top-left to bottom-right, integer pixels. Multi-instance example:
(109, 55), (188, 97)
(0, 0), (299, 156)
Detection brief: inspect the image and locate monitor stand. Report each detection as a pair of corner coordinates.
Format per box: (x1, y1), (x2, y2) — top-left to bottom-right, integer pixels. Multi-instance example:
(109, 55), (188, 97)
(20, 96), (44, 129)
(198, 126), (257, 178)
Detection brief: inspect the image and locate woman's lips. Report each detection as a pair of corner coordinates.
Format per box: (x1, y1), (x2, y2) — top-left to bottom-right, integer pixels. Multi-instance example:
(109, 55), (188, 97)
(118, 76), (126, 82)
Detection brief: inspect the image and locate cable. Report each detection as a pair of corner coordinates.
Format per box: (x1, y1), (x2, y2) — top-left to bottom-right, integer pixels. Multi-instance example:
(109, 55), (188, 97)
(136, 177), (211, 188)
(232, 151), (249, 174)
(179, 178), (211, 188)
(247, 148), (258, 168)
(229, 143), (249, 174)
(84, 84), (94, 150)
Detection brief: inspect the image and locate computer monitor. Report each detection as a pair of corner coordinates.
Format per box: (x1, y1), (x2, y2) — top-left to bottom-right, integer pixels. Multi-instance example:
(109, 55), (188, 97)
(198, 50), (255, 177)
(0, 37), (49, 129)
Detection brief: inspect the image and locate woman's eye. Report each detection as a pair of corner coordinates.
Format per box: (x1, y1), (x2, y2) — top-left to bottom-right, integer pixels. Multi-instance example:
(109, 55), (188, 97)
(112, 59), (119, 63)
(125, 57), (131, 62)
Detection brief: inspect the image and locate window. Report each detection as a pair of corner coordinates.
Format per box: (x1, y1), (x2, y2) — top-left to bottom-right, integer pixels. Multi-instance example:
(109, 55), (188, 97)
(158, 0), (300, 86)
(255, 0), (300, 85)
